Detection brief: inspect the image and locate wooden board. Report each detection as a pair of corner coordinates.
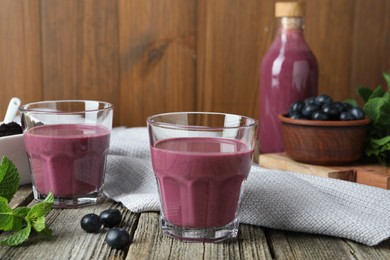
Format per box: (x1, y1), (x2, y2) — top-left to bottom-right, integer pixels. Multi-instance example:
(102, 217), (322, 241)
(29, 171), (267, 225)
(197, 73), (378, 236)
(259, 153), (390, 190)
(3, 185), (390, 259)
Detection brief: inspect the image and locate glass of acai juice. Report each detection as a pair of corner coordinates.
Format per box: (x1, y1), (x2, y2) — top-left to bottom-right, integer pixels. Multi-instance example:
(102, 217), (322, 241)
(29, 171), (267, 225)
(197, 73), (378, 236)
(147, 112), (258, 242)
(19, 100), (113, 208)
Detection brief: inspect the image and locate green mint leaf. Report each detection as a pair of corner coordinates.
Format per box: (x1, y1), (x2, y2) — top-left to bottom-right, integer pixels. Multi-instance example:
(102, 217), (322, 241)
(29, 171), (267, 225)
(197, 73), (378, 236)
(27, 193), (54, 221)
(364, 97), (385, 124)
(12, 207), (30, 218)
(366, 136), (390, 165)
(0, 196), (14, 231)
(383, 72), (390, 89)
(12, 207), (31, 231)
(0, 221), (31, 247)
(0, 156), (20, 202)
(357, 86), (373, 103)
(31, 216), (46, 232)
(371, 85), (386, 99)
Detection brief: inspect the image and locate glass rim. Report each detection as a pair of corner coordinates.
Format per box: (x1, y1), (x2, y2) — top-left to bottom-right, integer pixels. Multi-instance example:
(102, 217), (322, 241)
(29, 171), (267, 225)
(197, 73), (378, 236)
(18, 100), (113, 114)
(146, 111), (258, 130)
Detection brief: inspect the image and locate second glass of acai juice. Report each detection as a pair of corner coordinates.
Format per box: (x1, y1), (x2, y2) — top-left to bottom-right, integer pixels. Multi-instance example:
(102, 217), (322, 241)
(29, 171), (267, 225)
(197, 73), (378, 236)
(147, 112), (258, 242)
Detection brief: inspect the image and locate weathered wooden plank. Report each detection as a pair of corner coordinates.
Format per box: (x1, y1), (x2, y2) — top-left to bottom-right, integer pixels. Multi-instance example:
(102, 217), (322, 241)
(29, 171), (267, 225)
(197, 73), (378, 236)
(228, 224), (272, 260)
(8, 184), (33, 209)
(126, 212), (174, 259)
(0, 198), (139, 260)
(265, 229), (357, 259)
(118, 0), (197, 127)
(346, 239), (390, 259)
(259, 153), (356, 181)
(40, 0), (121, 125)
(196, 0), (265, 119)
(0, 0), (42, 116)
(354, 165), (390, 190)
(127, 212), (272, 260)
(259, 153), (390, 189)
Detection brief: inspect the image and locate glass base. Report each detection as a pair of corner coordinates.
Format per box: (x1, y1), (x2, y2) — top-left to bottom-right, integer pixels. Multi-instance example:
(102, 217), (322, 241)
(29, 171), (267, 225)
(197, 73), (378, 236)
(160, 216), (240, 242)
(32, 186), (104, 209)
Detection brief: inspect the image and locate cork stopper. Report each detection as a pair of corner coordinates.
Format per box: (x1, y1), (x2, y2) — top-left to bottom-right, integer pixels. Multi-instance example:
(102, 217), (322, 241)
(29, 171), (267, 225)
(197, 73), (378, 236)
(275, 2), (305, 17)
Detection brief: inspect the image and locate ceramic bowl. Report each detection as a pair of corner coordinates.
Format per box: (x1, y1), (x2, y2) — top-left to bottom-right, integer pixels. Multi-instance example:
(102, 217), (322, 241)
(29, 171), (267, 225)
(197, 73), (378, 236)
(0, 133), (31, 185)
(278, 114), (370, 165)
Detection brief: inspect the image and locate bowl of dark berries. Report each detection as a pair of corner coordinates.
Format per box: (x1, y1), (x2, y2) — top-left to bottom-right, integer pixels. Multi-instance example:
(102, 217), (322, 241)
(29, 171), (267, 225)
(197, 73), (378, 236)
(279, 94), (371, 165)
(0, 121), (31, 185)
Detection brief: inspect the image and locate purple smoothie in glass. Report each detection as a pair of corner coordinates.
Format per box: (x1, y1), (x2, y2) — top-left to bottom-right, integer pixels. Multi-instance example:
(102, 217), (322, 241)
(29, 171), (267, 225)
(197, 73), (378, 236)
(151, 137), (253, 228)
(24, 124), (110, 197)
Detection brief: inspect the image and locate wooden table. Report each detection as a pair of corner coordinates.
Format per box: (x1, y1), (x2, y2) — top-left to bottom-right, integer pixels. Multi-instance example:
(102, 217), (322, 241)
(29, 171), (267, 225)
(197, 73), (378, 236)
(1, 185), (390, 260)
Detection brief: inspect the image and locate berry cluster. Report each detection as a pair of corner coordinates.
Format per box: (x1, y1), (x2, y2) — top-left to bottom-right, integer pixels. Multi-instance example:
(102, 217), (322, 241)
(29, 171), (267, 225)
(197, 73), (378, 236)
(80, 209), (131, 249)
(0, 122), (22, 137)
(288, 94), (365, 121)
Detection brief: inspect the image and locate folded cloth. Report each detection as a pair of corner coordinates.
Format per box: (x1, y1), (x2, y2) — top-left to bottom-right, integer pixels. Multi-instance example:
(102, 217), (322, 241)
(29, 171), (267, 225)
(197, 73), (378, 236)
(104, 127), (390, 246)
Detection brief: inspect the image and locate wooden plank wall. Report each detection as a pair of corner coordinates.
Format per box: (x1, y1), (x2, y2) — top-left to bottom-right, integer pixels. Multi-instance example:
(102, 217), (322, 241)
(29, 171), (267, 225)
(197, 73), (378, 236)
(1, 0), (389, 127)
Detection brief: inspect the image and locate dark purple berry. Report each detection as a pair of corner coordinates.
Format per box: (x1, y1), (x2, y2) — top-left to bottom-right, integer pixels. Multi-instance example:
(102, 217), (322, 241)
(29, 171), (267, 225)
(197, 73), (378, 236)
(301, 104), (320, 118)
(105, 228), (131, 249)
(312, 111), (329, 120)
(350, 107), (365, 120)
(332, 102), (345, 113)
(314, 94), (333, 106)
(80, 213), (102, 233)
(100, 209), (122, 228)
(322, 104), (340, 120)
(289, 112), (305, 119)
(304, 97), (316, 106)
(340, 111), (355, 120)
(289, 101), (305, 114)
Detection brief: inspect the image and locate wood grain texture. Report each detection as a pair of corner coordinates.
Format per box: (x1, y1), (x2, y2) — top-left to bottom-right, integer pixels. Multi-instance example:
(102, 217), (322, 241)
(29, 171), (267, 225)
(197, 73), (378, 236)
(260, 153), (390, 190)
(118, 0), (197, 127)
(1, 188), (390, 259)
(305, 0), (355, 101)
(197, 0), (265, 118)
(0, 0), (42, 110)
(40, 0), (120, 125)
(349, 0), (390, 101)
(265, 229), (358, 260)
(0, 199), (138, 260)
(259, 153), (356, 181)
(0, 0), (390, 127)
(127, 212), (273, 259)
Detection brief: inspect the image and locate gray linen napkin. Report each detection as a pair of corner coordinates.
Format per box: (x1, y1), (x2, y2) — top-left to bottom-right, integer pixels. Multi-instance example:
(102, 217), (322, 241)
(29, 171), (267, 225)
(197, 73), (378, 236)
(104, 127), (390, 246)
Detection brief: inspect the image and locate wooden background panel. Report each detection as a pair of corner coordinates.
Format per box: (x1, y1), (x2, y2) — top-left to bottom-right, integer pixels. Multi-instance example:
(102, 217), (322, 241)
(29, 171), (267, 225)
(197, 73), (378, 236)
(118, 0), (197, 126)
(305, 0), (355, 102)
(40, 0), (120, 125)
(307, 0), (390, 104)
(0, 0), (390, 127)
(196, 0), (266, 117)
(0, 0), (42, 115)
(350, 0), (390, 98)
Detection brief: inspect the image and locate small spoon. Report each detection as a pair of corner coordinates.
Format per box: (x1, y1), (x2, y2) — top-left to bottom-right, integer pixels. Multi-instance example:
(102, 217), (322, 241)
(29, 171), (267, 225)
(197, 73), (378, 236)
(3, 97), (21, 123)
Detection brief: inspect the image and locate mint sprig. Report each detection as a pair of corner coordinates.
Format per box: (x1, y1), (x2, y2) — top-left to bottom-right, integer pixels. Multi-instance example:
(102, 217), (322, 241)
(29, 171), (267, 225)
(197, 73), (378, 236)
(0, 156), (54, 246)
(356, 72), (390, 165)
(0, 156), (20, 202)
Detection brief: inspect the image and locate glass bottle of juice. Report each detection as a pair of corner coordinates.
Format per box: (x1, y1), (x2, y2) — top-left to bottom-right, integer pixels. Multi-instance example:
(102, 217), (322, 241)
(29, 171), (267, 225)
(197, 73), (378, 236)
(259, 1), (318, 153)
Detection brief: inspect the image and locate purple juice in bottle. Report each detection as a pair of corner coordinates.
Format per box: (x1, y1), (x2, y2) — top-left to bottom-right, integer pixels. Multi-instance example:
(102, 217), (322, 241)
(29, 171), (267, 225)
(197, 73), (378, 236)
(259, 2), (318, 153)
